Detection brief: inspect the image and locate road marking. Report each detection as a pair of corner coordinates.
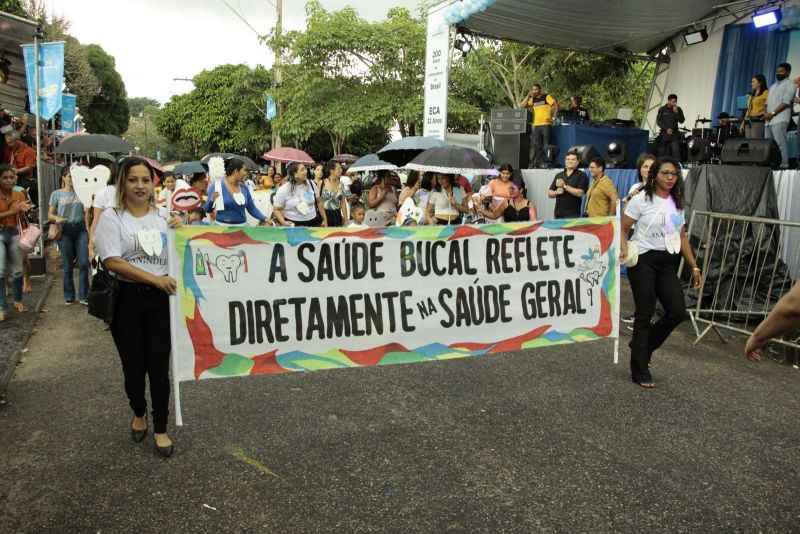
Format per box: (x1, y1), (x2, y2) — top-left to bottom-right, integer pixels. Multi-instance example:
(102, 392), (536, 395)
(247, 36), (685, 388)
(226, 445), (282, 479)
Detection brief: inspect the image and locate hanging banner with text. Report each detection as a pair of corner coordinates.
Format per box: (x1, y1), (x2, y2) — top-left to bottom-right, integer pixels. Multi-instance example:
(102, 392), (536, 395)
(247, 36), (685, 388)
(421, 5), (450, 139)
(60, 93), (77, 132)
(21, 42), (65, 121)
(169, 219), (620, 382)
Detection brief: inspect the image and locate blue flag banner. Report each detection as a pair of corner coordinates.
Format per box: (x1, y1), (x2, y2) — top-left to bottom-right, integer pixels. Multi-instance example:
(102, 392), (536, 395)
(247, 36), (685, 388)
(61, 93), (77, 132)
(21, 42), (65, 121)
(265, 93), (277, 120)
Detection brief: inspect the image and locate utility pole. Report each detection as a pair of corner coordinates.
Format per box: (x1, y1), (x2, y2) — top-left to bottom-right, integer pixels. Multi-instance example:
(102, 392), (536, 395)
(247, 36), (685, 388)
(273, 0), (282, 152)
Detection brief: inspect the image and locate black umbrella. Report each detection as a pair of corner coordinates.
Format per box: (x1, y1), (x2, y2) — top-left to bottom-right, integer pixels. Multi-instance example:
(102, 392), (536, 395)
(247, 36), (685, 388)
(376, 136), (447, 166)
(405, 146), (498, 176)
(173, 161), (208, 175)
(201, 153), (259, 171)
(347, 154), (397, 173)
(54, 134), (133, 154)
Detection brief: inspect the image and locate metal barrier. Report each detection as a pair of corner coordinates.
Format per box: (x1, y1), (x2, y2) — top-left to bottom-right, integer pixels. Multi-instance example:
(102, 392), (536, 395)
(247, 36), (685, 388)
(683, 210), (800, 362)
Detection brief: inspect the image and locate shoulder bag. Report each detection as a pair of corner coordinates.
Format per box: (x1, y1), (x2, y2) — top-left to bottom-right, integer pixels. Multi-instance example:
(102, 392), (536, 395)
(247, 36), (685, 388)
(622, 204), (663, 268)
(87, 259), (118, 324)
(17, 214), (41, 253)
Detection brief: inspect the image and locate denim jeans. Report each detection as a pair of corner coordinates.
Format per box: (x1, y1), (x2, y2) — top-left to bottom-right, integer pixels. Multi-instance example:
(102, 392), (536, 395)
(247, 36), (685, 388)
(765, 120), (789, 169)
(58, 222), (89, 302)
(0, 227), (23, 311)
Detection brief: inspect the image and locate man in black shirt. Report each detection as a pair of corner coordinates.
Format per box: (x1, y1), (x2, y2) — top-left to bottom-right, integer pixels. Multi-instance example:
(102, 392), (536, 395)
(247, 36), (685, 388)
(656, 93), (685, 159)
(548, 151), (588, 218)
(567, 95), (590, 121)
(713, 112), (741, 147)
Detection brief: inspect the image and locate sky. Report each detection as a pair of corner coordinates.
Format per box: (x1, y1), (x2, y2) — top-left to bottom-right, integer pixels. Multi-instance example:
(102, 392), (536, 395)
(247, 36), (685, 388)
(46, 0), (422, 105)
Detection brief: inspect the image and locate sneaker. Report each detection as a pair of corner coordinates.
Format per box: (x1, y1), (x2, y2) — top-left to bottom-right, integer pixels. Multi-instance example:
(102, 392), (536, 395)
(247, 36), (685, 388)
(622, 314), (635, 323)
(65, 300), (74, 306)
(79, 300), (88, 306)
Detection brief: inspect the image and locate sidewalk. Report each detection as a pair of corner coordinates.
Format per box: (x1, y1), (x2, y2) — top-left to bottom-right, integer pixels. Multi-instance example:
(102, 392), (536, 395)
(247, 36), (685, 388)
(0, 273), (52, 396)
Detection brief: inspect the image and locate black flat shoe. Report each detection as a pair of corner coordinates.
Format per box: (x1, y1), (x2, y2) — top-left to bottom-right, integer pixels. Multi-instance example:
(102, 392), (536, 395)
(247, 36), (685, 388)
(130, 416), (148, 443)
(153, 435), (174, 458)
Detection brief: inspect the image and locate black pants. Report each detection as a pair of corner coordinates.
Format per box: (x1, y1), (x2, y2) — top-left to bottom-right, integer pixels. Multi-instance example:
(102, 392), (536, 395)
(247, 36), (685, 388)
(658, 131), (681, 159)
(626, 250), (686, 383)
(529, 125), (551, 167)
(110, 281), (171, 433)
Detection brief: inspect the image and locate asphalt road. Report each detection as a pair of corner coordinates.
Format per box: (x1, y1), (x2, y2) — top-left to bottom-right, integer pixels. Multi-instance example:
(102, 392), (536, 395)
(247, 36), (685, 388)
(1, 282), (799, 533)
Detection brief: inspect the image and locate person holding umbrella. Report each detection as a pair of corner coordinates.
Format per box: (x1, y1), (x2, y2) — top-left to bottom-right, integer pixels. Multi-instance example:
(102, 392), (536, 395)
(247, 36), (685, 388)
(425, 173), (470, 225)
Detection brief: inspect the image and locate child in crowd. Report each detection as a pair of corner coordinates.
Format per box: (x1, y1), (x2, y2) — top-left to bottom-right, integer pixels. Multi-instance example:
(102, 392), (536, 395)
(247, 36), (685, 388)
(349, 202), (367, 228)
(187, 207), (207, 225)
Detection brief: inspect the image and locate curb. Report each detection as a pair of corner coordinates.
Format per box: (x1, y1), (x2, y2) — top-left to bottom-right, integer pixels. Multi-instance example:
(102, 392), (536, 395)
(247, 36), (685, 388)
(0, 274), (54, 398)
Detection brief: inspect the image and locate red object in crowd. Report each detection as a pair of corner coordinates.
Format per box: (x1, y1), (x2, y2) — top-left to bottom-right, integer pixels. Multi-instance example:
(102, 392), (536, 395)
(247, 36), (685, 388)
(261, 147), (314, 165)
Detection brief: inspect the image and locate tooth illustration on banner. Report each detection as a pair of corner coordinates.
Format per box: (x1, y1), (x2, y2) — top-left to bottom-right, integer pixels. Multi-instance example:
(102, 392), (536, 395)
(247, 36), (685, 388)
(137, 229), (163, 256)
(214, 254), (243, 283)
(578, 245), (606, 288)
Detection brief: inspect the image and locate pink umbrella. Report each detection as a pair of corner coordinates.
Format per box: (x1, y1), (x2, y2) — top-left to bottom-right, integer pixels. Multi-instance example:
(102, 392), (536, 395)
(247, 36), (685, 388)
(261, 147), (314, 165)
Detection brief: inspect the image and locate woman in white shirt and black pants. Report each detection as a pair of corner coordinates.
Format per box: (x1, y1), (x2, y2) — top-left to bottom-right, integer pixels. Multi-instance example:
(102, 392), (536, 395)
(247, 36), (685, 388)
(620, 157), (702, 389)
(94, 157), (181, 457)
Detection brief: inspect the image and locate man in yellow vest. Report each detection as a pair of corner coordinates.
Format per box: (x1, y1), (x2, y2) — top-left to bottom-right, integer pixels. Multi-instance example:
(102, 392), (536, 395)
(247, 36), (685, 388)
(522, 84), (559, 168)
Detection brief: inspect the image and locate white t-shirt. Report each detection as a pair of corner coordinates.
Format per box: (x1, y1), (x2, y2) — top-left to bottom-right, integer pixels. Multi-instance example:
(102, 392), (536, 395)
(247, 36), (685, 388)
(624, 193), (685, 254)
(94, 208), (169, 281)
(348, 222), (367, 228)
(273, 181), (318, 222)
(627, 182), (645, 196)
(428, 187), (466, 217)
(93, 185), (116, 209)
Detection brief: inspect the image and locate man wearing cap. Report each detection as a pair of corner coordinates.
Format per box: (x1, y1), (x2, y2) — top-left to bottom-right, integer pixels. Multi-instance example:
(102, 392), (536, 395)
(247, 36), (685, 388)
(713, 112), (740, 149)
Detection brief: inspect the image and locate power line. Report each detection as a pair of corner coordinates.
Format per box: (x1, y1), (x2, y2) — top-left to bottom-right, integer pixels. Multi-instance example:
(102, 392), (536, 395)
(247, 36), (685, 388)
(219, 0), (265, 36)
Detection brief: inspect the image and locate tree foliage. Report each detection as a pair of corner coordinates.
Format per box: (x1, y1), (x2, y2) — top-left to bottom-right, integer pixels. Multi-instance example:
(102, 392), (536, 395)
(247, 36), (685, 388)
(82, 45), (129, 135)
(268, 1), (481, 152)
(156, 64), (272, 159)
(0, 0), (27, 17)
(128, 97), (160, 118)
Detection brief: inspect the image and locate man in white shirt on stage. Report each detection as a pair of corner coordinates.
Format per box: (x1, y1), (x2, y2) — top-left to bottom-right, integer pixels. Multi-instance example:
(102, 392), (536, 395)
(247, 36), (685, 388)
(764, 62), (795, 169)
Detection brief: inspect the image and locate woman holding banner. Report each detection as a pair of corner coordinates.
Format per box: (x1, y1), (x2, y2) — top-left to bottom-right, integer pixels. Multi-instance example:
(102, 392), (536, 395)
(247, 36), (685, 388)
(620, 156), (702, 388)
(94, 157), (182, 457)
(272, 162), (328, 227)
(425, 173), (469, 226)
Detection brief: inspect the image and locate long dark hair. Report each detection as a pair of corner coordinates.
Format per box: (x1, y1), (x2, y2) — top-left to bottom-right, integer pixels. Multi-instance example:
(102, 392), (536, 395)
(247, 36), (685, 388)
(635, 153), (656, 182)
(752, 74), (768, 96)
(420, 172), (435, 191)
(286, 162), (308, 194)
(114, 157), (156, 210)
(433, 173), (454, 191)
(644, 156), (684, 210)
(224, 158), (246, 176)
(498, 163), (514, 174)
(405, 170), (420, 189)
(323, 160), (340, 180)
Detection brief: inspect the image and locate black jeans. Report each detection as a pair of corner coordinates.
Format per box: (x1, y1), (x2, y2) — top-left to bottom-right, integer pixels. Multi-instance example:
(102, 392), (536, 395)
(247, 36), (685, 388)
(529, 125), (551, 167)
(626, 250), (686, 383)
(110, 281), (171, 433)
(658, 131), (681, 159)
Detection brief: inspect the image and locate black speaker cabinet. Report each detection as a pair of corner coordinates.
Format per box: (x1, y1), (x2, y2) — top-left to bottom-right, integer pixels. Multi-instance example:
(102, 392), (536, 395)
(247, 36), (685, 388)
(687, 136), (712, 163)
(566, 144), (601, 167)
(720, 139), (781, 168)
(492, 133), (530, 169)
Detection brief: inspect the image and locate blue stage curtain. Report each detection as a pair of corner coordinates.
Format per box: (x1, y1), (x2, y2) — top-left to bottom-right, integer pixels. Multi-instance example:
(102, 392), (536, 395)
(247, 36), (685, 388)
(711, 24), (791, 121)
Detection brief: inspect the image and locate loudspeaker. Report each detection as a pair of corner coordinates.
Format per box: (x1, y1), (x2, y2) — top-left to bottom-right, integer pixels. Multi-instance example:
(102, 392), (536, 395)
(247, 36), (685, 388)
(720, 139), (781, 168)
(687, 136), (711, 163)
(492, 132), (530, 169)
(567, 145), (601, 167)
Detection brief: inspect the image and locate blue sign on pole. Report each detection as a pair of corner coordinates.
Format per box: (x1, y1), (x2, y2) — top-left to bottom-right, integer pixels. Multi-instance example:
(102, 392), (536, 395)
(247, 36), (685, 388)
(265, 94), (277, 120)
(61, 93), (77, 132)
(21, 42), (65, 121)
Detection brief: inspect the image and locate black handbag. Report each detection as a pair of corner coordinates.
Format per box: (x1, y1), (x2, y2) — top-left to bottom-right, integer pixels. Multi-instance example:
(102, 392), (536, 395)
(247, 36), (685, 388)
(87, 259), (118, 324)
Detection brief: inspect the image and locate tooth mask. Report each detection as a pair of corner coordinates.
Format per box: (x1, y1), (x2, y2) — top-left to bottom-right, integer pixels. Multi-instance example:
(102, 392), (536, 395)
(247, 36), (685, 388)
(71, 165), (111, 207)
(138, 229), (163, 256)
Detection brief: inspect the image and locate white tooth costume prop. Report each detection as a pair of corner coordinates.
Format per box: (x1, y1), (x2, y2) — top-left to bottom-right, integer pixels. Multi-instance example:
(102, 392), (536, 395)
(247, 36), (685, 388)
(208, 157), (226, 212)
(71, 165), (111, 207)
(137, 229), (163, 256)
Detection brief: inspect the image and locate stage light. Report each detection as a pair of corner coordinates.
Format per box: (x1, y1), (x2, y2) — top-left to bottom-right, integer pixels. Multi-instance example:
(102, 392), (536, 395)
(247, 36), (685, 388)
(684, 28), (708, 46)
(566, 145), (601, 168)
(753, 9), (781, 28)
(606, 141), (627, 168)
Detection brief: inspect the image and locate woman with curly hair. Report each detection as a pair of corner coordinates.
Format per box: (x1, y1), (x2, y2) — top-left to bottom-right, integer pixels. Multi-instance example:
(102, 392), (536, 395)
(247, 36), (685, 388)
(620, 156), (702, 388)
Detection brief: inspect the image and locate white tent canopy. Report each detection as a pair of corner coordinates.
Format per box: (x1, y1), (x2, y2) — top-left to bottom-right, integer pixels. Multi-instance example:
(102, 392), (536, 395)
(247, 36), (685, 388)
(452, 0), (724, 57)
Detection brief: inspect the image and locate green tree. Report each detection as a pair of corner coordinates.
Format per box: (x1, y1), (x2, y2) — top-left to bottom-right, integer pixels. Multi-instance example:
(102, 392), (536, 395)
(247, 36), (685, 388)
(128, 97), (160, 118)
(83, 44), (129, 135)
(0, 0), (27, 17)
(156, 64), (272, 158)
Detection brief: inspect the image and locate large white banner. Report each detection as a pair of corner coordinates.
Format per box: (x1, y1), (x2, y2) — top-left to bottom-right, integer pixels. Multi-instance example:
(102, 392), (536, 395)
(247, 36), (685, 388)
(169, 219), (620, 383)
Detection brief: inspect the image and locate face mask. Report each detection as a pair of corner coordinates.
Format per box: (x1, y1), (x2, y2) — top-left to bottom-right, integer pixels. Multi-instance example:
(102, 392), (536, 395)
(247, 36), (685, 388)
(777, 73), (787, 81)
